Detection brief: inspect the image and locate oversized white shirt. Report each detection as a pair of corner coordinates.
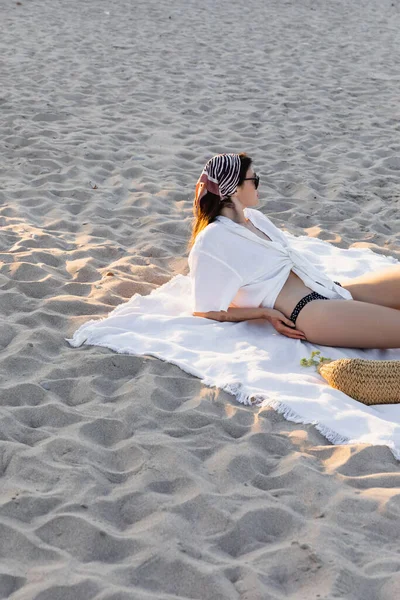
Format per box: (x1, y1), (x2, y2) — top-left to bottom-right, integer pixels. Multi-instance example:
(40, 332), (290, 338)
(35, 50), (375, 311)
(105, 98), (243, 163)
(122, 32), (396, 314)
(188, 207), (353, 312)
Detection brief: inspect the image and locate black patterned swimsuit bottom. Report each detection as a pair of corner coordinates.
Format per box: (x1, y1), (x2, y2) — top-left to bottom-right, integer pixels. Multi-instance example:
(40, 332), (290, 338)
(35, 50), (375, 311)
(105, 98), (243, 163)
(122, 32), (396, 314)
(289, 281), (343, 326)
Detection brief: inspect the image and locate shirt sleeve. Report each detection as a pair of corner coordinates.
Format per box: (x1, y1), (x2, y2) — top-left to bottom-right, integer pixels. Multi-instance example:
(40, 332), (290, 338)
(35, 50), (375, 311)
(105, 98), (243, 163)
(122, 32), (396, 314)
(189, 249), (243, 312)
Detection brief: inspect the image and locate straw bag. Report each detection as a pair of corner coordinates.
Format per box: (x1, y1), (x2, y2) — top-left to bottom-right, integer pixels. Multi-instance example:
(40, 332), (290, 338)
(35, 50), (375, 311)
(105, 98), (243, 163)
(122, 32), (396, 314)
(301, 351), (400, 405)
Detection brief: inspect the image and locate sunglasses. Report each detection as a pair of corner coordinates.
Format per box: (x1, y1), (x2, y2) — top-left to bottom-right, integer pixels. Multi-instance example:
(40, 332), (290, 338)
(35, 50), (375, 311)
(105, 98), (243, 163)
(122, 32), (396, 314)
(243, 172), (260, 189)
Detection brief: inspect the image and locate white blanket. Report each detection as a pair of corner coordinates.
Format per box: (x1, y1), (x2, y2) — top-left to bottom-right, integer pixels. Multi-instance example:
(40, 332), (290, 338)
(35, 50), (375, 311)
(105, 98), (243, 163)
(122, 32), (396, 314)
(66, 234), (400, 460)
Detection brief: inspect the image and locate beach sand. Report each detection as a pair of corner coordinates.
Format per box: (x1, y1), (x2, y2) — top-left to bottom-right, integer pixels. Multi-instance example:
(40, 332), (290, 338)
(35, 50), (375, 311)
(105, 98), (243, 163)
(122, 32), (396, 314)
(1, 0), (400, 598)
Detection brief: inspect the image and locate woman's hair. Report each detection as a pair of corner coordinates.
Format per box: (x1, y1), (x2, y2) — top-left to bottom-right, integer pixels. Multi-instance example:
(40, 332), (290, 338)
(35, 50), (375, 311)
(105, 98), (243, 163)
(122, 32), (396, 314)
(187, 152), (252, 252)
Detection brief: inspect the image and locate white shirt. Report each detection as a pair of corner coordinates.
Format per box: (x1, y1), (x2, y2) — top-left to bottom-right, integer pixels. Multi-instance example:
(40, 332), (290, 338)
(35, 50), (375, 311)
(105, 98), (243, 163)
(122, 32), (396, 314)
(188, 207), (353, 312)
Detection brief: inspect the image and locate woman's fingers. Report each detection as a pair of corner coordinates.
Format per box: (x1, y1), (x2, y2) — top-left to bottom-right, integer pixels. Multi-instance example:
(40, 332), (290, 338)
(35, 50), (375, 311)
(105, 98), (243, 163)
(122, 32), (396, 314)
(283, 319), (296, 328)
(283, 324), (306, 338)
(281, 321), (305, 335)
(273, 312), (302, 332)
(285, 330), (307, 340)
(283, 324), (306, 336)
(272, 319), (307, 339)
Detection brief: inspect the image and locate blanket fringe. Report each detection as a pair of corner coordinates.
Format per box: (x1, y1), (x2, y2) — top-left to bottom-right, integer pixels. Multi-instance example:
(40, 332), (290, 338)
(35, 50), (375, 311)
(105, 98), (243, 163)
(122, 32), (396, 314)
(214, 381), (352, 446)
(65, 337), (400, 461)
(214, 380), (400, 460)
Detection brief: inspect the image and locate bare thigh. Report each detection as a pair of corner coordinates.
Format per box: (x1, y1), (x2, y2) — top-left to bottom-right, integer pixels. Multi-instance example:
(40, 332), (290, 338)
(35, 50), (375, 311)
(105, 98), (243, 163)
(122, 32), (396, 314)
(341, 265), (400, 310)
(296, 299), (400, 349)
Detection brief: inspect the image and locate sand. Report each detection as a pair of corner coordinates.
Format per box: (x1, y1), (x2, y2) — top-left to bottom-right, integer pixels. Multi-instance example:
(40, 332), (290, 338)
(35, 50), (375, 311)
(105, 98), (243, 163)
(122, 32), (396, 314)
(1, 0), (400, 598)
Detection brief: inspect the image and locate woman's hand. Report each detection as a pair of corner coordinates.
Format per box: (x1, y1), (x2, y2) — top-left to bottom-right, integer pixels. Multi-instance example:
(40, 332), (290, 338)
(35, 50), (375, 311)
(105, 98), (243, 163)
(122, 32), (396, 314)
(266, 309), (307, 340)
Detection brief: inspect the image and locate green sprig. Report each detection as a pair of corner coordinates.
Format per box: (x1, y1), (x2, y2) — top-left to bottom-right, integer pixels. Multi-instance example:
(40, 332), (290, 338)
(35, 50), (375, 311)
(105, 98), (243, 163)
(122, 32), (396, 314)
(300, 350), (332, 369)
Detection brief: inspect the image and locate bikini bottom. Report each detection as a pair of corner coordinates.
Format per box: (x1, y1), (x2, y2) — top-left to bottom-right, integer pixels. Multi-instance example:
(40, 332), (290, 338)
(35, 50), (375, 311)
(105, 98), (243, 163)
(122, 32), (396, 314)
(289, 281), (343, 326)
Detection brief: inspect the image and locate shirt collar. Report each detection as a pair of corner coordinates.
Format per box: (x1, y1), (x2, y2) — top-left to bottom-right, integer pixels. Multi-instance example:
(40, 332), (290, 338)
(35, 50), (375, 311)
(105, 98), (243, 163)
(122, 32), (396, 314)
(215, 210), (278, 247)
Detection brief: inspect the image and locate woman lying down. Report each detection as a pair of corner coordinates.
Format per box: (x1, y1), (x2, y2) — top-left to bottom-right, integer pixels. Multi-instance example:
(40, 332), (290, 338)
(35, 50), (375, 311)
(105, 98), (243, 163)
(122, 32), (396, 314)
(188, 153), (400, 349)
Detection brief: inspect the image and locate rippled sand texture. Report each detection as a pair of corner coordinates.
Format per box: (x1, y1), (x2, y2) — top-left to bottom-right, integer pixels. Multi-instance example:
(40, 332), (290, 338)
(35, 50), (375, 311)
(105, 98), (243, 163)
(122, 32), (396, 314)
(1, 0), (400, 598)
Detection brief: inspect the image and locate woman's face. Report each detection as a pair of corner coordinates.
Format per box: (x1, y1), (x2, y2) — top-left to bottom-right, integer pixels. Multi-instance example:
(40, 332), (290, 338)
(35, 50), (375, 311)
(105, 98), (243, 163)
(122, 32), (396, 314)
(235, 166), (259, 207)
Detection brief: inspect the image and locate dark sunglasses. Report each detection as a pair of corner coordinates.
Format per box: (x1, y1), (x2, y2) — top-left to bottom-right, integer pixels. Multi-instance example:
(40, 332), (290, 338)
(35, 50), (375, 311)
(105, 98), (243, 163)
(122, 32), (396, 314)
(243, 172), (260, 189)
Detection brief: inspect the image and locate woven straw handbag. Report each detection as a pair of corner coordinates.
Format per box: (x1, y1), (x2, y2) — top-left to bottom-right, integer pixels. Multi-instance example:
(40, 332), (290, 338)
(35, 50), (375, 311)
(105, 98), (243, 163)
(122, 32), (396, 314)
(301, 351), (400, 405)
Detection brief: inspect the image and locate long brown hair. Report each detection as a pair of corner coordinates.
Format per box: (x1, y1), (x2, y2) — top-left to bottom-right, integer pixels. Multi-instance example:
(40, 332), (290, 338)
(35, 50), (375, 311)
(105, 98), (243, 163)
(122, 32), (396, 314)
(187, 152), (252, 252)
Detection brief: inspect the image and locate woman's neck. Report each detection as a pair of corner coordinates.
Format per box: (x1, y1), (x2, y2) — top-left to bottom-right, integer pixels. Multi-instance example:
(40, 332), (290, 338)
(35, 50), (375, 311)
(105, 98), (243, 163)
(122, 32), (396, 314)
(219, 207), (247, 225)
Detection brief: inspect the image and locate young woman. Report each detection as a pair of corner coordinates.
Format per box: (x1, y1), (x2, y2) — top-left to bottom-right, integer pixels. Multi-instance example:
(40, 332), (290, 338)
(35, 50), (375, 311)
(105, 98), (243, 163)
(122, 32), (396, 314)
(188, 152), (400, 349)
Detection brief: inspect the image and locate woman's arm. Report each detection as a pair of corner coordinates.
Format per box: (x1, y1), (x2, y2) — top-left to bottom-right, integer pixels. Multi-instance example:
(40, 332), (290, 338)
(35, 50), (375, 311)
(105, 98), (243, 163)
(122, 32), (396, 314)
(193, 306), (268, 322)
(194, 306), (277, 322)
(193, 306), (307, 340)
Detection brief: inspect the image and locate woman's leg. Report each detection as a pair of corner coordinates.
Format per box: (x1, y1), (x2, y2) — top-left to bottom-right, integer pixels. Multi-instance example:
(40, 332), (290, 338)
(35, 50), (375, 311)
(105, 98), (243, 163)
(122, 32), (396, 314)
(341, 265), (400, 310)
(296, 299), (400, 349)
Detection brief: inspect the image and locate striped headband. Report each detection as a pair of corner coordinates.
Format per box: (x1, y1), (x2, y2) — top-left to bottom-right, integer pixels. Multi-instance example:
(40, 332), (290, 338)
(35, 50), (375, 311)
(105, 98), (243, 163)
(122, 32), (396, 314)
(194, 153), (241, 210)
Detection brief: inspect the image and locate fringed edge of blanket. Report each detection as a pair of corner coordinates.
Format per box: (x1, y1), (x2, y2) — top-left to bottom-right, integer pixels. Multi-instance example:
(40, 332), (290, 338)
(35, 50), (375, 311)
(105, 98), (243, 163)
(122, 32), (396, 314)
(64, 337), (400, 462)
(209, 380), (400, 461)
(211, 380), (350, 444)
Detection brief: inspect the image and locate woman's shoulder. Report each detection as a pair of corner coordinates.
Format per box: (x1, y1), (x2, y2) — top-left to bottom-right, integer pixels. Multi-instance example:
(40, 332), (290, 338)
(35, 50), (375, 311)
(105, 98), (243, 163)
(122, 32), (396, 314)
(190, 220), (227, 254)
